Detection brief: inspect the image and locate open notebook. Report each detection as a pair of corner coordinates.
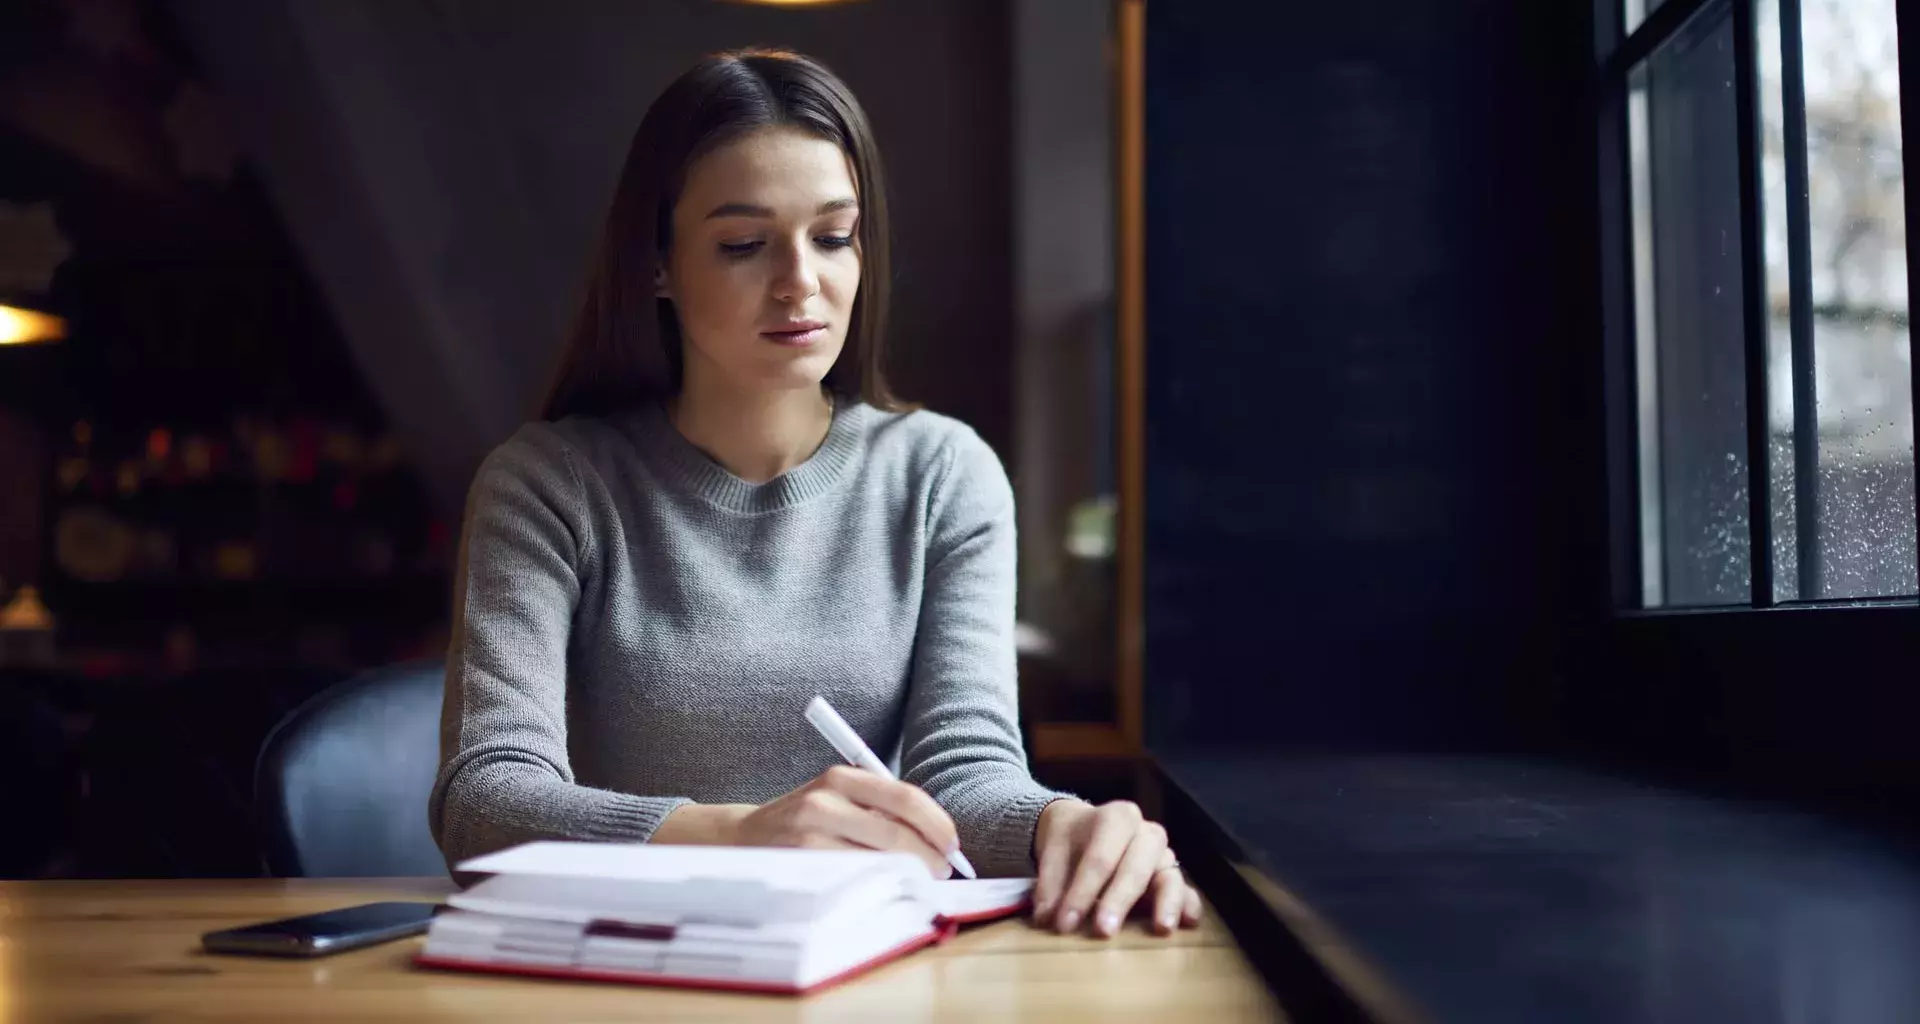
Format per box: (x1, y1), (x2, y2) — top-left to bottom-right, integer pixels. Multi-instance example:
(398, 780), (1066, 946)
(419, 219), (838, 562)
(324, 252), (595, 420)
(414, 841), (1034, 995)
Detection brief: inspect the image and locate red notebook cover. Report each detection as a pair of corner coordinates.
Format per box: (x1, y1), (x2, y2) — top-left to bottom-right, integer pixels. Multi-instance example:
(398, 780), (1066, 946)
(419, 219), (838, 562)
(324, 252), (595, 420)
(938, 891), (1033, 926)
(413, 895), (1029, 996)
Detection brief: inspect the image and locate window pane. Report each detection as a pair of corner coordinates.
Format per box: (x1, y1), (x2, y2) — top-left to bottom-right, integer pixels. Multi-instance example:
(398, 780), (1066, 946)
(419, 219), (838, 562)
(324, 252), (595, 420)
(1632, 1), (1754, 607)
(1626, 0), (1673, 37)
(1759, 0), (1918, 600)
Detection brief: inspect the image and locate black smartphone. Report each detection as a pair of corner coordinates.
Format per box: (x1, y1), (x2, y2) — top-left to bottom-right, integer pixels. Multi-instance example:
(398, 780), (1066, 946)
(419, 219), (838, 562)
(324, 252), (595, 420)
(201, 901), (440, 957)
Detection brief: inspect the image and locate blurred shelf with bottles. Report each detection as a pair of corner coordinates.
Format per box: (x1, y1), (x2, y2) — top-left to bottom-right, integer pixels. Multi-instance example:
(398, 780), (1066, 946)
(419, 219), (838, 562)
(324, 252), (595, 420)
(0, 12), (449, 681)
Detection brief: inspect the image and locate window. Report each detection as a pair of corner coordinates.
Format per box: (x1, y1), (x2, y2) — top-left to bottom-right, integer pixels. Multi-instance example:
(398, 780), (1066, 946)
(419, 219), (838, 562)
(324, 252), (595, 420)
(1603, 0), (1920, 608)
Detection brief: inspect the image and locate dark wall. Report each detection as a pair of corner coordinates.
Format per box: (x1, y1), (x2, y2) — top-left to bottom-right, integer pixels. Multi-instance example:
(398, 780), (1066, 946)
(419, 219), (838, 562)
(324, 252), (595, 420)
(1141, 1), (1606, 751)
(180, 0), (1016, 510)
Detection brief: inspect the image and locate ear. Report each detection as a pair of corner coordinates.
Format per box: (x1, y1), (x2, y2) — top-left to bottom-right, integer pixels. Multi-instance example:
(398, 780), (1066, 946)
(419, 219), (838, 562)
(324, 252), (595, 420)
(653, 264), (670, 299)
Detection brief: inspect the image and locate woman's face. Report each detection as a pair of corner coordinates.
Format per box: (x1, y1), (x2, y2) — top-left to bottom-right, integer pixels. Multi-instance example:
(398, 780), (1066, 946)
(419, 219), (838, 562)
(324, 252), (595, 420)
(661, 126), (861, 397)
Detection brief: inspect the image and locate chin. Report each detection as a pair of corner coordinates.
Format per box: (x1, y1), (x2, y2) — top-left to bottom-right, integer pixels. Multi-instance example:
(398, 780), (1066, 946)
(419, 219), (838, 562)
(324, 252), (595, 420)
(753, 348), (842, 391)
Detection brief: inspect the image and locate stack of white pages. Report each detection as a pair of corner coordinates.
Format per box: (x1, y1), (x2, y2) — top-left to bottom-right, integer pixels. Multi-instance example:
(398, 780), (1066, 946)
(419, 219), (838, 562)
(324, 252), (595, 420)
(414, 841), (1034, 995)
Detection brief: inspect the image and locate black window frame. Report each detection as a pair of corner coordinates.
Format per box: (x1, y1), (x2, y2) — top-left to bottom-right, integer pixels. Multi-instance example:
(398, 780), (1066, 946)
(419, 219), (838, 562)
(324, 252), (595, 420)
(1596, 0), (1920, 612)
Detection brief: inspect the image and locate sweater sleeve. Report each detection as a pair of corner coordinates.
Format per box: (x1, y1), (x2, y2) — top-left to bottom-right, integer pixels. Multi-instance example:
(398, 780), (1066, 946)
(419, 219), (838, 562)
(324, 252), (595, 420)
(897, 427), (1073, 878)
(428, 427), (688, 869)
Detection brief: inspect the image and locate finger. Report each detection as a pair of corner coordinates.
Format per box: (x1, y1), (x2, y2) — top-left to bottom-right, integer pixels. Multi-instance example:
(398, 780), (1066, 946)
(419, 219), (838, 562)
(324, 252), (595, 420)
(779, 796), (866, 852)
(838, 807), (951, 879)
(1149, 866), (1185, 935)
(787, 788), (860, 842)
(1055, 802), (1141, 934)
(1091, 821), (1166, 938)
(1181, 886), (1203, 927)
(793, 832), (863, 850)
(794, 787), (949, 877)
(821, 766), (959, 857)
(1032, 816), (1074, 926)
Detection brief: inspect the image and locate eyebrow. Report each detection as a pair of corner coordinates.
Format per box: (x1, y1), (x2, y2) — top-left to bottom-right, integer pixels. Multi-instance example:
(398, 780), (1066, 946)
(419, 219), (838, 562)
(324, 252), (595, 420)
(704, 198), (859, 220)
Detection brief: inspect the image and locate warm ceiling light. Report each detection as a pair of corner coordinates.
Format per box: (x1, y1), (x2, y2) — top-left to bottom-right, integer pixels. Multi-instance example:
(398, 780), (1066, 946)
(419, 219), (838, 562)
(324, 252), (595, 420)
(0, 303), (67, 345)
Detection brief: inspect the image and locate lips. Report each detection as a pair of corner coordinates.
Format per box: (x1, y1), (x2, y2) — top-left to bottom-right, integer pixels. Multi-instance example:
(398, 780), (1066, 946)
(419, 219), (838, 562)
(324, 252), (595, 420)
(762, 321), (828, 346)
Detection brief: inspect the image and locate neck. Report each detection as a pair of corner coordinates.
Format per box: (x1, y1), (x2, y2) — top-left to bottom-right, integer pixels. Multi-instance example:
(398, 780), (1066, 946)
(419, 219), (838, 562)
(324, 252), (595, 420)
(670, 376), (835, 484)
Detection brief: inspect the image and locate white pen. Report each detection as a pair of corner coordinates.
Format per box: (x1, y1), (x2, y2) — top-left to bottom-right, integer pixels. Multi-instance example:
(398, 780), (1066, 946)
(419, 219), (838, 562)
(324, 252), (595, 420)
(804, 695), (978, 880)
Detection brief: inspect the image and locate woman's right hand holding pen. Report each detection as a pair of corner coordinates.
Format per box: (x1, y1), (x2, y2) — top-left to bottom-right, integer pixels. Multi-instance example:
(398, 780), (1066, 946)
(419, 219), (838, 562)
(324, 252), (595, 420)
(653, 766), (960, 880)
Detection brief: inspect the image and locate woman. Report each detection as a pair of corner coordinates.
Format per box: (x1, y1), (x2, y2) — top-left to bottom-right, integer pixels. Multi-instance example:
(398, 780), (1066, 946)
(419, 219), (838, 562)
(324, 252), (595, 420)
(430, 48), (1198, 939)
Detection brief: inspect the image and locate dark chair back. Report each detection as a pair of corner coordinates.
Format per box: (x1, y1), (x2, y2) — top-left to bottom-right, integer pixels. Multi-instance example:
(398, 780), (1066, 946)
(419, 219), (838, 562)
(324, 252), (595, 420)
(255, 660), (447, 877)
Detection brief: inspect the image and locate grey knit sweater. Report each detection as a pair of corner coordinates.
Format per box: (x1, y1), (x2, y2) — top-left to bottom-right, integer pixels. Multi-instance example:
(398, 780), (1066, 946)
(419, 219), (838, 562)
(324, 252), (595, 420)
(428, 397), (1067, 877)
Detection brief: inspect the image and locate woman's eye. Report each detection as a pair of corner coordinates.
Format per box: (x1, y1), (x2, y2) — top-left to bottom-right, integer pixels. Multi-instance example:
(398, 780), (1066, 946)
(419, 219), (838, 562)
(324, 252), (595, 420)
(720, 236), (851, 258)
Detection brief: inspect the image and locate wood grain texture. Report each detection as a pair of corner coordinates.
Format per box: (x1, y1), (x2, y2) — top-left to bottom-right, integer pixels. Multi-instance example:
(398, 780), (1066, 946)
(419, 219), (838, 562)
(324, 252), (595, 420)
(0, 878), (1283, 1022)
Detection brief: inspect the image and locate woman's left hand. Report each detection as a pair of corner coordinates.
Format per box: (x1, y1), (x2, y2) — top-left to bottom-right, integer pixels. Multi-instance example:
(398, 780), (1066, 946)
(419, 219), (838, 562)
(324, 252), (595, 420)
(1031, 798), (1203, 937)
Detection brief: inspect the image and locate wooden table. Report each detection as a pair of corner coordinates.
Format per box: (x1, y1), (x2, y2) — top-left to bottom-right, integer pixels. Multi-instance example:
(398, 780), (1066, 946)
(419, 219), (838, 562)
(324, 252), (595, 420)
(0, 878), (1283, 1022)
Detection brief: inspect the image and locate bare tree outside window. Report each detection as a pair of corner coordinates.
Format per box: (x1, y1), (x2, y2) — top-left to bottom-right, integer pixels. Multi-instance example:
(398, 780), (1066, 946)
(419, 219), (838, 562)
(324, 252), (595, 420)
(1759, 0), (1918, 600)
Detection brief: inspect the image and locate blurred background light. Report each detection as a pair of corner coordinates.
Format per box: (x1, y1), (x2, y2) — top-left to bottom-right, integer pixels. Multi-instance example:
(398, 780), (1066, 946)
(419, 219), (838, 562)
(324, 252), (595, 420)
(0, 304), (66, 346)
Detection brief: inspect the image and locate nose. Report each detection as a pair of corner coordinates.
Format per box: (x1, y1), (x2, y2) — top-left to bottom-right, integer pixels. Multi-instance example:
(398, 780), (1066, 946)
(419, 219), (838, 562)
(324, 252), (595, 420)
(770, 237), (821, 303)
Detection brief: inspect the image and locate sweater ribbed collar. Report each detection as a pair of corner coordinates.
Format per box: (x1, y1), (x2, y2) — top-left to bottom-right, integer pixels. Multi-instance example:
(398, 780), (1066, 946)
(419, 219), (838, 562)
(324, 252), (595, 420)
(631, 394), (869, 515)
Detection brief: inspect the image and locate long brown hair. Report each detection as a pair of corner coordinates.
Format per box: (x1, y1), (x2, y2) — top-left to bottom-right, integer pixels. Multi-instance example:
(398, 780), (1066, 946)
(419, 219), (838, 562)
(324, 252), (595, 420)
(539, 49), (903, 421)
